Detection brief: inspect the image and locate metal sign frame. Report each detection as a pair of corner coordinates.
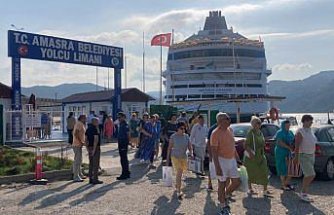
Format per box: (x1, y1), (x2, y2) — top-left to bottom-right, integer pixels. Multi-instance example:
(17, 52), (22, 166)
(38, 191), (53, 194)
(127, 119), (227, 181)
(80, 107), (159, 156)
(8, 30), (123, 141)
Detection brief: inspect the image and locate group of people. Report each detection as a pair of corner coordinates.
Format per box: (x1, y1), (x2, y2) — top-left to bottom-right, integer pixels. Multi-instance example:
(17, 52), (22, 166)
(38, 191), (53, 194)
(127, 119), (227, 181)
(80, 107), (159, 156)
(67, 111), (115, 146)
(68, 109), (317, 215)
(166, 112), (317, 215)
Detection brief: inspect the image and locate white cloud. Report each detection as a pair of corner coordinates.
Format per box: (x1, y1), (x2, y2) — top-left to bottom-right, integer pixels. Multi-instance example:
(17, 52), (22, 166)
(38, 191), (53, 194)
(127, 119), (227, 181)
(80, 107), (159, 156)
(38, 29), (140, 47)
(250, 29), (334, 40)
(121, 5), (263, 38)
(270, 63), (314, 81)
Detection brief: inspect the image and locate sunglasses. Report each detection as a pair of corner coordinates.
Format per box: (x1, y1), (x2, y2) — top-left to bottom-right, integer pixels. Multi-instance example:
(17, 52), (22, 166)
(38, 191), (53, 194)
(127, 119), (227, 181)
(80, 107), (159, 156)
(179, 127), (186, 130)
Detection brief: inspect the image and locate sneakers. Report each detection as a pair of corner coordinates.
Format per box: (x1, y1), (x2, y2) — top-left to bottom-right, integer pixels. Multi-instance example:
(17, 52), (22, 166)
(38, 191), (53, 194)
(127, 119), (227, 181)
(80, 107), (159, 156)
(219, 205), (231, 215)
(299, 193), (314, 203)
(263, 190), (273, 198)
(79, 175), (87, 179)
(73, 178), (84, 183)
(116, 174), (130, 180)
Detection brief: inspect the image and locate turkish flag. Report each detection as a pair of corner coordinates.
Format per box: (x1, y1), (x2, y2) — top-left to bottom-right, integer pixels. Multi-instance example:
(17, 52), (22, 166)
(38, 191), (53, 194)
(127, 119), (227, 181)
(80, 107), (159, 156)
(151, 33), (171, 47)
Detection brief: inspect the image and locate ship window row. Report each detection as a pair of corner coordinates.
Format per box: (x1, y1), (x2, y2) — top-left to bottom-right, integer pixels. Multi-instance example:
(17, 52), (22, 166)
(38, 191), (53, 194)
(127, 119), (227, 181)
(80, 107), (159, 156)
(168, 58), (265, 71)
(171, 72), (261, 81)
(170, 83), (262, 88)
(165, 94), (267, 100)
(168, 48), (265, 60)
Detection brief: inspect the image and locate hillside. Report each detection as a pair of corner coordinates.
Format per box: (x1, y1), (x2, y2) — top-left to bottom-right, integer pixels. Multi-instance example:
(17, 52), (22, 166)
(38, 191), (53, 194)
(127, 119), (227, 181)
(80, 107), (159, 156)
(268, 70), (334, 112)
(22, 83), (105, 99)
(21, 71), (334, 112)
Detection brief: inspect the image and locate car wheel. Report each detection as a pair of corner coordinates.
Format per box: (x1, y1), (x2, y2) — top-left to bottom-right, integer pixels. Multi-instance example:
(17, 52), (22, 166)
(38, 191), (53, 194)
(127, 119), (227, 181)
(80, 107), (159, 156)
(322, 158), (334, 180)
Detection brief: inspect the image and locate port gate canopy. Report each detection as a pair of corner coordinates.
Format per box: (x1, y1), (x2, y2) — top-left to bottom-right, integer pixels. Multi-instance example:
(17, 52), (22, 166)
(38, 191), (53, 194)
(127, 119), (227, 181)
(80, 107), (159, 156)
(8, 30), (123, 141)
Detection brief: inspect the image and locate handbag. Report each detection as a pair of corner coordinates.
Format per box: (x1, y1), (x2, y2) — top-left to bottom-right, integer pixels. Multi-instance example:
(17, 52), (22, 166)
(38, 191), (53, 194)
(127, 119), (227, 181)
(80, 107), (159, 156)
(162, 166), (173, 187)
(244, 132), (256, 158)
(188, 157), (203, 174)
(288, 156), (302, 177)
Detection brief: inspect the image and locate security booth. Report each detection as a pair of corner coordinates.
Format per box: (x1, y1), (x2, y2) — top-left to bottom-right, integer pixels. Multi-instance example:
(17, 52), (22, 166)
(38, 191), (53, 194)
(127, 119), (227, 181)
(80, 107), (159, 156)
(7, 30), (123, 144)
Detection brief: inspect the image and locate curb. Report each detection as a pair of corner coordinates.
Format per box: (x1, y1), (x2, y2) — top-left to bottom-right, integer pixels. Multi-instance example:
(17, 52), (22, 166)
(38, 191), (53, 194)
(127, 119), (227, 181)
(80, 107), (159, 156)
(0, 169), (72, 185)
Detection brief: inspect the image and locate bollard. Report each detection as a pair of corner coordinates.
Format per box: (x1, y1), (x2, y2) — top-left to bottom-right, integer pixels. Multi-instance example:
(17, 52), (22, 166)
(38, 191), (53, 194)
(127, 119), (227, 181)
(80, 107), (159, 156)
(30, 147), (48, 185)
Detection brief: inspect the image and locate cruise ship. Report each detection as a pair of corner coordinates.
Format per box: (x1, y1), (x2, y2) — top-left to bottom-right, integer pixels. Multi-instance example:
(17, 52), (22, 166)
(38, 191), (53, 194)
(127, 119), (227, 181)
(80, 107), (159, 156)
(163, 11), (275, 122)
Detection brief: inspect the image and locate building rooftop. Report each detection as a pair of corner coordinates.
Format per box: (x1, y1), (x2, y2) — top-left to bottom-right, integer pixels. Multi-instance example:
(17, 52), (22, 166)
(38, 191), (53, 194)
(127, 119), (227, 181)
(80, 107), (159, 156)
(62, 88), (155, 104)
(0, 82), (12, 99)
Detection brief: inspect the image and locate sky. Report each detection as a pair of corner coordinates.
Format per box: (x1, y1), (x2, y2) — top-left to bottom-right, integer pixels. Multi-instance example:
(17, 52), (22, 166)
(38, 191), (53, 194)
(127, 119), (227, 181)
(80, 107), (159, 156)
(1, 0), (334, 92)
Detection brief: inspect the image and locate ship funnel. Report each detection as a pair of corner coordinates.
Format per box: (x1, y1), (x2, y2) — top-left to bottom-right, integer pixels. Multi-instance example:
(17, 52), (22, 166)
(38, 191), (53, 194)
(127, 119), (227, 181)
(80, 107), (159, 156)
(204, 10), (227, 30)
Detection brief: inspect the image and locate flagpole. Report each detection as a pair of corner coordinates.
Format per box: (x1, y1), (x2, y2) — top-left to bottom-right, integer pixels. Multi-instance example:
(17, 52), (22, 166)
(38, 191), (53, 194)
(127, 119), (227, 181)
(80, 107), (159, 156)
(142, 31), (146, 93)
(125, 55), (127, 88)
(172, 29), (174, 45)
(160, 43), (163, 105)
(96, 67), (98, 91)
(107, 68), (110, 90)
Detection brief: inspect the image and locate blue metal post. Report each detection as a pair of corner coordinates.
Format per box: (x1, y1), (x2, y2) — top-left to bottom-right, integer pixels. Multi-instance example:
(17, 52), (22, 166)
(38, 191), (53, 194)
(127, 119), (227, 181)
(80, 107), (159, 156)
(11, 57), (23, 141)
(113, 68), (122, 121)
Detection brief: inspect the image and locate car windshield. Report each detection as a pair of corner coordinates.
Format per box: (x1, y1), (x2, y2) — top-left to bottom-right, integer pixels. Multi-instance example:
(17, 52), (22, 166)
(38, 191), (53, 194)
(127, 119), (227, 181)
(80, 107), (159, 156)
(261, 124), (280, 138)
(230, 124), (251, 137)
(279, 116), (298, 126)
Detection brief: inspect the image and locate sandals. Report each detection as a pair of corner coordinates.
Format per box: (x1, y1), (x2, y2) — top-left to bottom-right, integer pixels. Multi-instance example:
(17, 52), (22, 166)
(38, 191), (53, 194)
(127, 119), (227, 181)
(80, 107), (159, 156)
(247, 189), (257, 195)
(177, 191), (184, 200)
(263, 190), (273, 198)
(206, 185), (213, 191)
(281, 184), (295, 191)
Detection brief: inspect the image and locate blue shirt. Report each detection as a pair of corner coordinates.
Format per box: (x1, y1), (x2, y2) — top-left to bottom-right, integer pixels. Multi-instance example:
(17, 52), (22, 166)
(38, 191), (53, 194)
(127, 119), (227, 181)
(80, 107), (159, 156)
(118, 121), (129, 140)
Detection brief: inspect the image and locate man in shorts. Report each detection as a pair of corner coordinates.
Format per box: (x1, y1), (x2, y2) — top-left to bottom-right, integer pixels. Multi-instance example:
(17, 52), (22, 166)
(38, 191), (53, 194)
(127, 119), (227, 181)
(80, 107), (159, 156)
(211, 112), (241, 215)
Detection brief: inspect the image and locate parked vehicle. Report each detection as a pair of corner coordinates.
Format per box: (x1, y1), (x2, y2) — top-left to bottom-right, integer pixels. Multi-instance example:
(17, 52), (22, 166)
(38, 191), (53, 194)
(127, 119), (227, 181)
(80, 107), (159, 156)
(230, 123), (280, 159)
(266, 124), (334, 180)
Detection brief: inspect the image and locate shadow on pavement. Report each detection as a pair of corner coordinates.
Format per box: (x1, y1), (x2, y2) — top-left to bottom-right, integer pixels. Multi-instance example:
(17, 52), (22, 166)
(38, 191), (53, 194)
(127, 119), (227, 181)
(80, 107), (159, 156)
(184, 174), (204, 199)
(19, 181), (73, 206)
(307, 180), (334, 196)
(100, 148), (119, 156)
(146, 163), (163, 185)
(242, 194), (272, 215)
(150, 193), (183, 215)
(5, 183), (31, 194)
(34, 183), (93, 209)
(203, 191), (218, 214)
(69, 164), (151, 206)
(281, 191), (326, 215)
(269, 174), (334, 196)
(69, 180), (123, 206)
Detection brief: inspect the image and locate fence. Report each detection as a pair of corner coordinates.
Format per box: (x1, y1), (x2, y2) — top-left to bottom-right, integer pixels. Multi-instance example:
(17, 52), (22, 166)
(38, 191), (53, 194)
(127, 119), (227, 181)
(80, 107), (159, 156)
(4, 105), (66, 144)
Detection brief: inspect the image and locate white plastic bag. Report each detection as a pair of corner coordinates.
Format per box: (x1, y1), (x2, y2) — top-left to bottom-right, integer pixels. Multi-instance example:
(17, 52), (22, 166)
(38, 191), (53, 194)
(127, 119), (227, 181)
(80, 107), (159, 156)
(209, 161), (217, 180)
(162, 166), (173, 187)
(237, 165), (249, 192)
(188, 157), (203, 174)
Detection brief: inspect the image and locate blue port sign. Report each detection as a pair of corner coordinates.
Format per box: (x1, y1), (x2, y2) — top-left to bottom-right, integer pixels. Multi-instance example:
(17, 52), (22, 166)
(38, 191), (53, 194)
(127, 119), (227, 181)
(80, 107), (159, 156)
(8, 30), (123, 69)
